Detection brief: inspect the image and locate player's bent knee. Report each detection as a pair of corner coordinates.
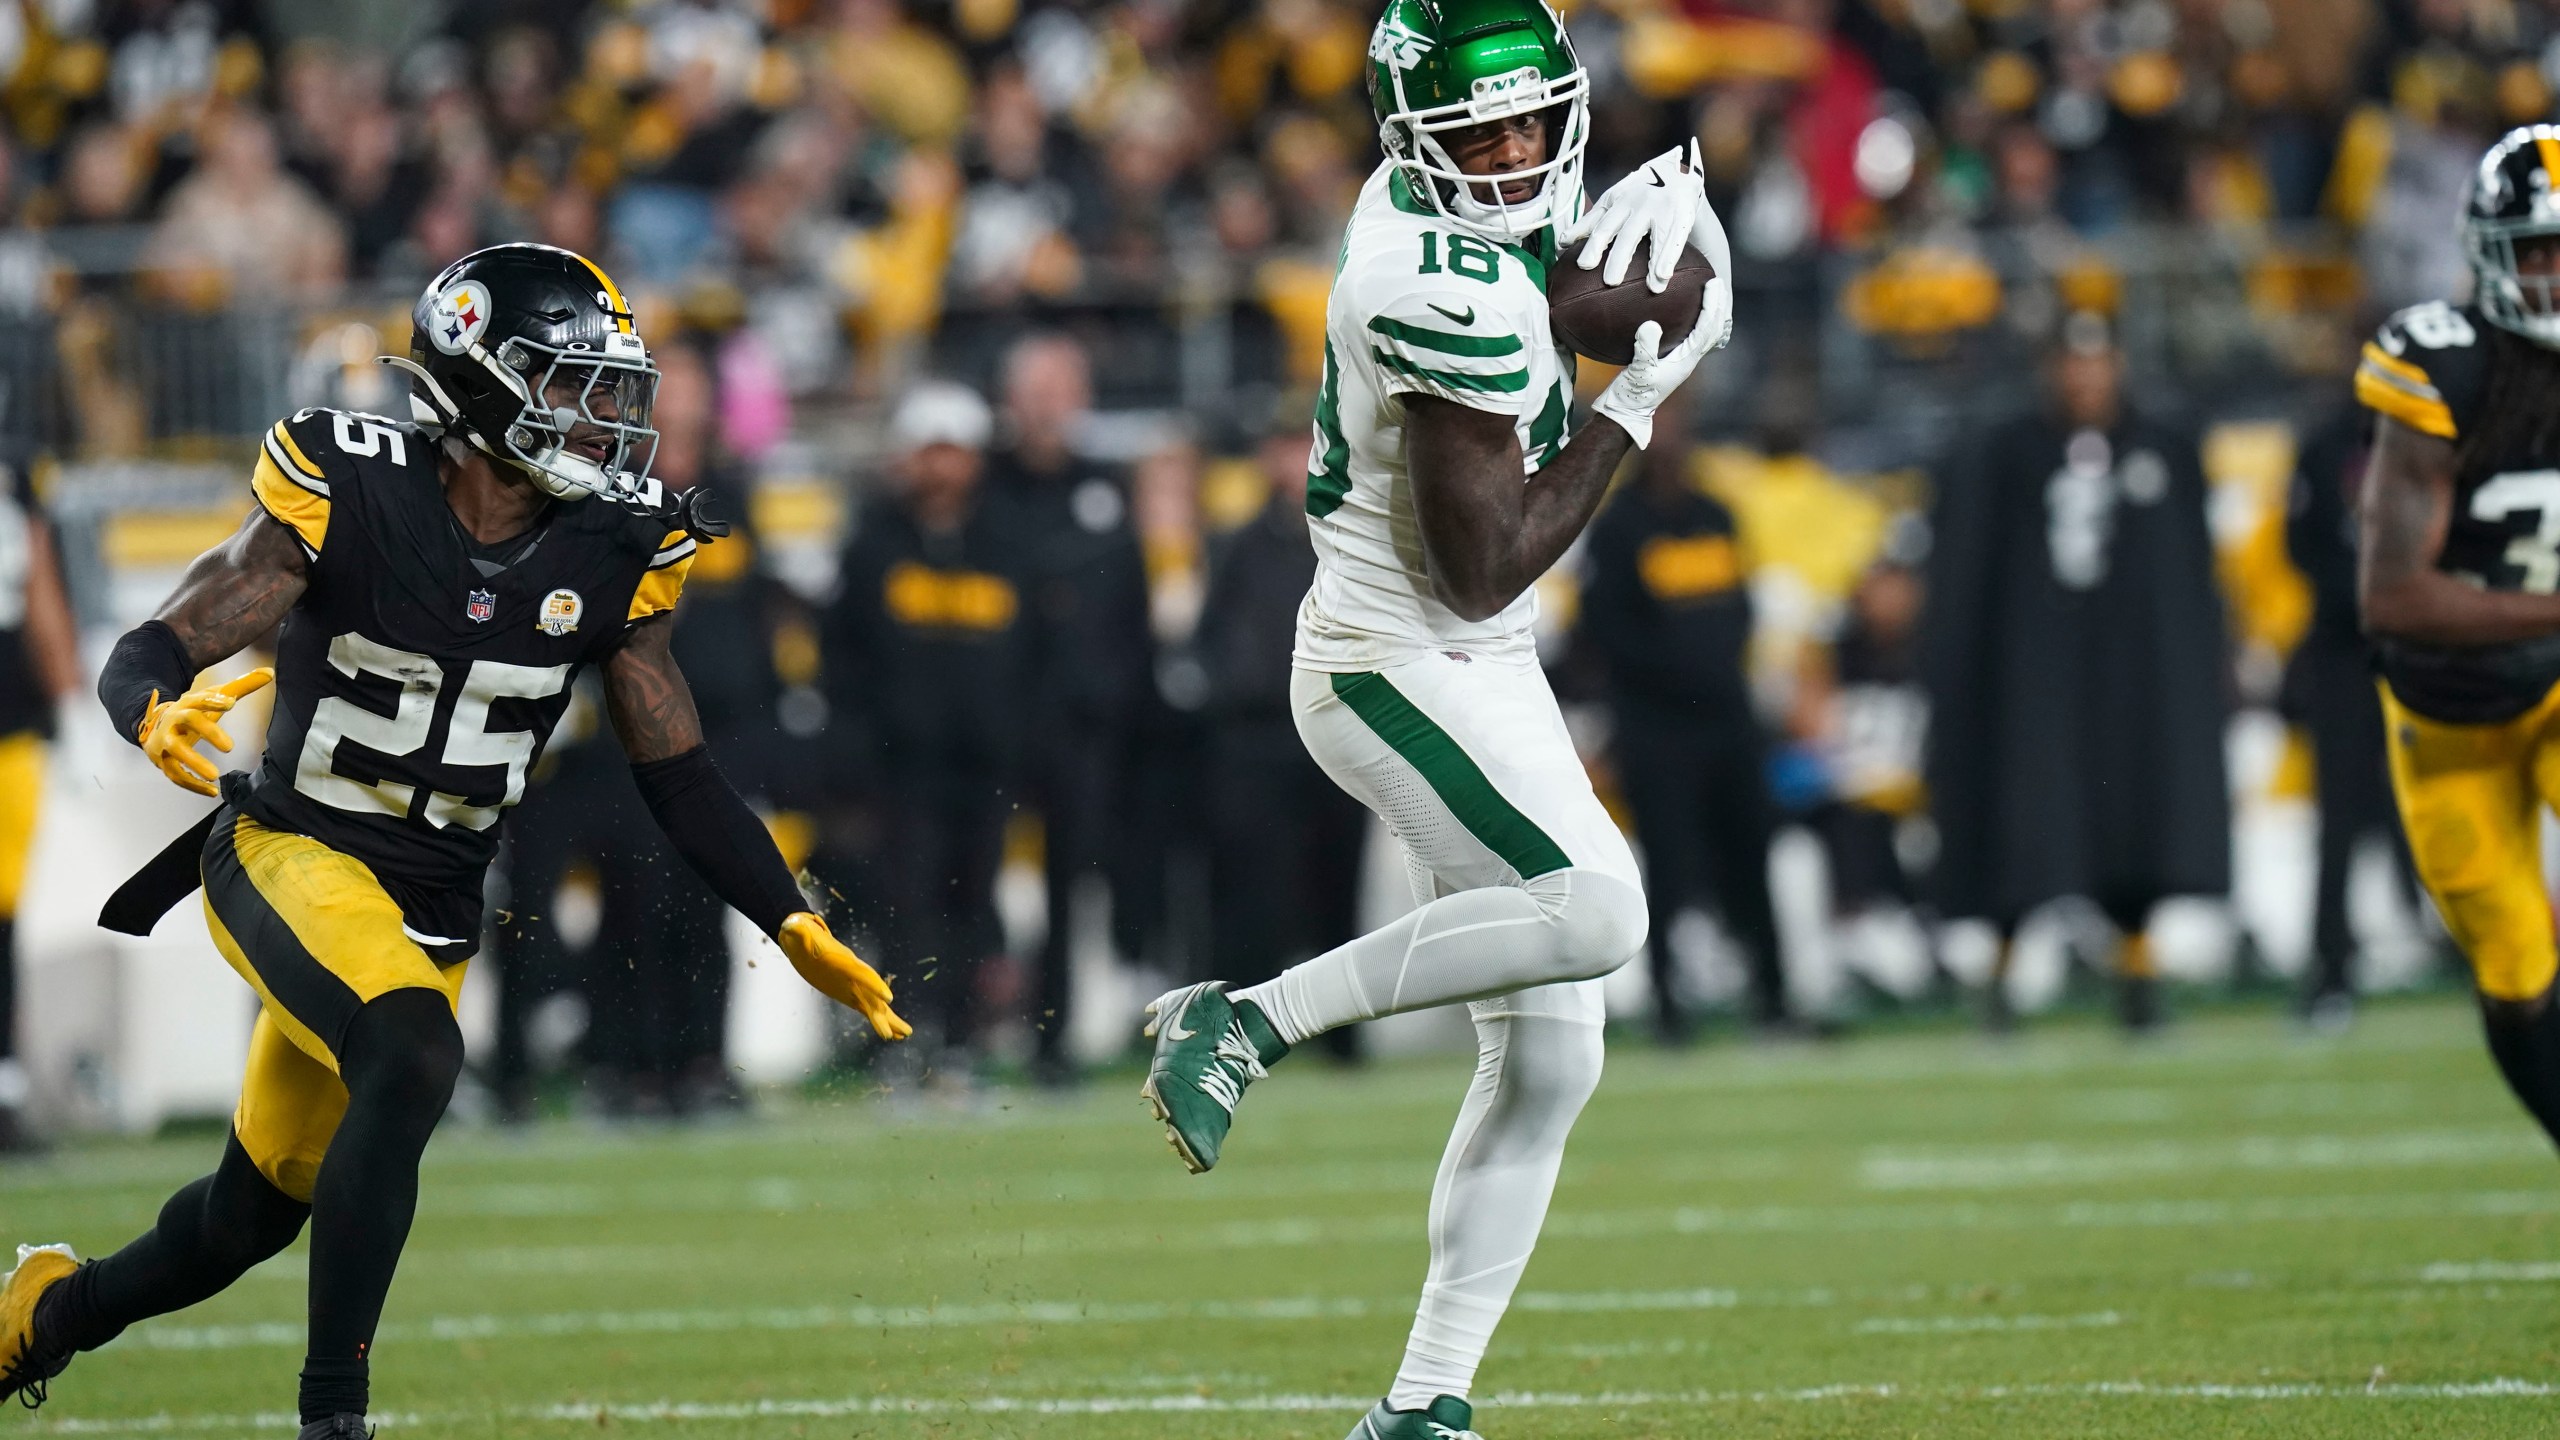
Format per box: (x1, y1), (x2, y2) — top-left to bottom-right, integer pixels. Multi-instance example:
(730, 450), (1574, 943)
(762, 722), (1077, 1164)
(2472, 941), (2559, 1005)
(1507, 1020), (1605, 1117)
(194, 1138), (311, 1269)
(1529, 868), (1649, 981)
(340, 988), (467, 1109)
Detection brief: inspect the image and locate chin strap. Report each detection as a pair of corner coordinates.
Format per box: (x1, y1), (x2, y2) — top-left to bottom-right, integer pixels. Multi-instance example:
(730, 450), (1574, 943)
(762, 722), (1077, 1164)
(377, 356), (459, 436)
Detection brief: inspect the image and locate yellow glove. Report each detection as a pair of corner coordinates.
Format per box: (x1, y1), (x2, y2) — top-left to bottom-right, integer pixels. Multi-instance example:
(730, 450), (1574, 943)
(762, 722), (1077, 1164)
(778, 912), (911, 1041)
(136, 668), (273, 798)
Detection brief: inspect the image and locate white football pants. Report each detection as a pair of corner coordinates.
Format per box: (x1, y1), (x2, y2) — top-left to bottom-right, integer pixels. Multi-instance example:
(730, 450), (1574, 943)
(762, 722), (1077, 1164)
(1232, 650), (1647, 1410)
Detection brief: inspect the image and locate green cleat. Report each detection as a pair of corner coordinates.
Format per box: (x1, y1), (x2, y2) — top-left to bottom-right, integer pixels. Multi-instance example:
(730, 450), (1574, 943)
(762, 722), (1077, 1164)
(1138, 982), (1288, 1173)
(1345, 1396), (1481, 1439)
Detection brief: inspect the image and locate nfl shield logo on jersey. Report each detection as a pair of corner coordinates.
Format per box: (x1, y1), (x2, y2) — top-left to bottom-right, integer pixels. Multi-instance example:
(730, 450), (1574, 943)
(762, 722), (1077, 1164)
(537, 588), (583, 637)
(465, 588), (497, 623)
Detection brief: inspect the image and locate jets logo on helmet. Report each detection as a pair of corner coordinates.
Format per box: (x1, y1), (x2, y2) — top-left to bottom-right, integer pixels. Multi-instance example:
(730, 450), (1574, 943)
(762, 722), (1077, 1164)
(1366, 0), (1591, 241)
(2467, 125), (2560, 348)
(1369, 17), (1432, 71)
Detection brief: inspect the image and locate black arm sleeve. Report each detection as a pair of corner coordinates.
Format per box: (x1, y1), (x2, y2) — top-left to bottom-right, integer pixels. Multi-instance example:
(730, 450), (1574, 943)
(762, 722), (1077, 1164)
(99, 620), (195, 745)
(629, 743), (808, 938)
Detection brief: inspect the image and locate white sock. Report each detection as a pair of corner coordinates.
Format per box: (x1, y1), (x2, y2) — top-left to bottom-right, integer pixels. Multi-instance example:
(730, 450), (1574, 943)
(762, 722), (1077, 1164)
(1387, 995), (1605, 1409)
(1232, 867), (1642, 1044)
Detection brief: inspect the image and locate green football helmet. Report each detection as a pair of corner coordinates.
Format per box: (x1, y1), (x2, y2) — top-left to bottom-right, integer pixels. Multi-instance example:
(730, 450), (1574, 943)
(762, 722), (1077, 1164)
(1367, 0), (1589, 240)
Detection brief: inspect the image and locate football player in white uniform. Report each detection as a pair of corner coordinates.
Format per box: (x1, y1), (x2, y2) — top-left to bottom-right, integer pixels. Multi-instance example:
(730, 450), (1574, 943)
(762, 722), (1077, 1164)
(1136, 2), (1730, 1435)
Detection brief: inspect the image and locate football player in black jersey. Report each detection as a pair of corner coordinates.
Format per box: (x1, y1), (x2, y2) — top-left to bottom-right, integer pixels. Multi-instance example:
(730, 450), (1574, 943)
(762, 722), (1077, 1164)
(2358, 125), (2560, 1154)
(0, 245), (910, 1435)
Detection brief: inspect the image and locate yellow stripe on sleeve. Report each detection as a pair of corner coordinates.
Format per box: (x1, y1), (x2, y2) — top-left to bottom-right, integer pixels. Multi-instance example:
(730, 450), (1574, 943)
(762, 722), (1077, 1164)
(2355, 363), (2457, 439)
(2357, 341), (2436, 390)
(250, 452), (330, 551)
(272, 423), (326, 481)
(628, 548), (695, 621)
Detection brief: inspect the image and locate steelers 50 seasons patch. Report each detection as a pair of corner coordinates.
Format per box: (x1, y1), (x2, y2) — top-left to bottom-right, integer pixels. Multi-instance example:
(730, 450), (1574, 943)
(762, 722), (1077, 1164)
(538, 588), (583, 636)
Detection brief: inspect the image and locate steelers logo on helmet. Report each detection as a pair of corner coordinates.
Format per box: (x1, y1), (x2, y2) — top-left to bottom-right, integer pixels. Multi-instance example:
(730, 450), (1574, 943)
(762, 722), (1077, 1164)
(427, 279), (494, 356)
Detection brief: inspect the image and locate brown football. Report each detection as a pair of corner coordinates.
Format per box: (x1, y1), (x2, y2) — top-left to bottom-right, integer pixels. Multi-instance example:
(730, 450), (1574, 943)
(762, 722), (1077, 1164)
(1546, 237), (1714, 365)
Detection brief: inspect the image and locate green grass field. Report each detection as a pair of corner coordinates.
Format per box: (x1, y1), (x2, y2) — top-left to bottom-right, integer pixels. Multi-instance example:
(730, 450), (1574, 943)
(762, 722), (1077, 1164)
(9, 996), (2560, 1438)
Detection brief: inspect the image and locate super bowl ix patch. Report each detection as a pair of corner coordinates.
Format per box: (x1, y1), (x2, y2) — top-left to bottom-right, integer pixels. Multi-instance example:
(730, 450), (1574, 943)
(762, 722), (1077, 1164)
(537, 588), (583, 637)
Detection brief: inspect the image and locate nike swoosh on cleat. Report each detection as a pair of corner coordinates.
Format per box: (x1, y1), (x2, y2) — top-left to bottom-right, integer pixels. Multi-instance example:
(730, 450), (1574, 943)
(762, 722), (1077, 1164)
(1426, 303), (1475, 326)
(1165, 1020), (1197, 1041)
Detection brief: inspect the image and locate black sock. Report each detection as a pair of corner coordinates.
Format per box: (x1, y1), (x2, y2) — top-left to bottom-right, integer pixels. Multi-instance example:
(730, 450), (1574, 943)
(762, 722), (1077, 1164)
(298, 1358), (368, 1423)
(298, 989), (463, 1423)
(0, 914), (16, 1068)
(2480, 991), (2560, 1148)
(42, 1134), (309, 1353)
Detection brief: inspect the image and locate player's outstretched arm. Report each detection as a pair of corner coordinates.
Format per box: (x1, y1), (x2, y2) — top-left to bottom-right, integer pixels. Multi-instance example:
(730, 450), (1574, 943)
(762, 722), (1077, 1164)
(1406, 394), (1635, 623)
(602, 618), (910, 1040)
(2358, 415), (2560, 645)
(151, 510), (309, 667)
(96, 510), (305, 794)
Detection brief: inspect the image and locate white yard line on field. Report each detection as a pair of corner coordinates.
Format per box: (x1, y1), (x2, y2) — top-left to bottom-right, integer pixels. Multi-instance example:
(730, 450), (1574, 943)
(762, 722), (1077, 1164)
(2415, 1260), (2560, 1283)
(1858, 1129), (2544, 1191)
(123, 1288), (1774, 1353)
(29, 1378), (2560, 1434)
(1853, 1310), (2125, 1335)
(122, 1187), (2560, 1349)
(961, 1183), (2560, 1261)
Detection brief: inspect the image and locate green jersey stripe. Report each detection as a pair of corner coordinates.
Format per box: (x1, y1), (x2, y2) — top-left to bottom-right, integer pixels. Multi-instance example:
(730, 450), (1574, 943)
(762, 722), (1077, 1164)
(1366, 315), (1524, 357)
(1329, 671), (1572, 879)
(1307, 337), (1352, 519)
(1525, 378), (1568, 468)
(1371, 349), (1530, 394)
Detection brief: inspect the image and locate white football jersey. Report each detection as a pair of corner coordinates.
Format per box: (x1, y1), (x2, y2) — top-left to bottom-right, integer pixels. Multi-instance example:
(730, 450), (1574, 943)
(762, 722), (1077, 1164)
(1293, 163), (1576, 672)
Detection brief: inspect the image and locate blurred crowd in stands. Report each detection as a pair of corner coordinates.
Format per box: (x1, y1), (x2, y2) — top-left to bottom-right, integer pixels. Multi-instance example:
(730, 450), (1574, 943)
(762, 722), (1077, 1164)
(1, 0), (2550, 437)
(0, 0), (2509, 1119)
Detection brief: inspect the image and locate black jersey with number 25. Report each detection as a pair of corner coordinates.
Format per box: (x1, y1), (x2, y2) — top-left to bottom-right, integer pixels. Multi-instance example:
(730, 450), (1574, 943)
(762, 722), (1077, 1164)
(235, 407), (695, 941)
(2355, 301), (2560, 722)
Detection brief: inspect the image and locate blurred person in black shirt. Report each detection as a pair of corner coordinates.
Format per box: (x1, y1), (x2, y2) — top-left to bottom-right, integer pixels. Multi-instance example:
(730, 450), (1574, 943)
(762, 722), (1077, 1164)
(485, 341), (778, 1120)
(0, 454), (78, 1150)
(580, 340), (779, 1116)
(1578, 413), (1788, 1042)
(2281, 400), (2414, 1028)
(1118, 443), (1215, 991)
(1790, 529), (1937, 1005)
(824, 382), (1030, 1082)
(1195, 423), (1369, 1061)
(982, 334), (1149, 1083)
(1925, 313), (2230, 1032)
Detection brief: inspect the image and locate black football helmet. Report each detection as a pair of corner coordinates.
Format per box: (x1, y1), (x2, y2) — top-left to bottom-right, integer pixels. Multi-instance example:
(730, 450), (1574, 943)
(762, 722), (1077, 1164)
(383, 244), (660, 502)
(2467, 125), (2560, 348)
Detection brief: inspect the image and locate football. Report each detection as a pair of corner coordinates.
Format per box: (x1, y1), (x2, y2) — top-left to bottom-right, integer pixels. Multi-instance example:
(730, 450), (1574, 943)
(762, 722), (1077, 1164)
(1546, 237), (1716, 365)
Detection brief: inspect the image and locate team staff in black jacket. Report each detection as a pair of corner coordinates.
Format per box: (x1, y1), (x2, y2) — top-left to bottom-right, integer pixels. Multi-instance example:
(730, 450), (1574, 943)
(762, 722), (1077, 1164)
(1195, 423), (1368, 1061)
(824, 382), (1033, 1075)
(982, 335), (1150, 1083)
(2280, 399), (2413, 1026)
(0, 449), (77, 1151)
(1578, 420), (1787, 1041)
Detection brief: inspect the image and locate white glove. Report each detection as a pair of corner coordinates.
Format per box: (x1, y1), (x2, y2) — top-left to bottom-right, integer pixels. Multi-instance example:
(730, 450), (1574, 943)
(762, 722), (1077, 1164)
(1560, 140), (1731, 295)
(1591, 273), (1734, 451)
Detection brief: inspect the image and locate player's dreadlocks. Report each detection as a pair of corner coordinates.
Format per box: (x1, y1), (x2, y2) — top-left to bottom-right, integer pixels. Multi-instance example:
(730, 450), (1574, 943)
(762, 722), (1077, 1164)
(2460, 325), (2560, 484)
